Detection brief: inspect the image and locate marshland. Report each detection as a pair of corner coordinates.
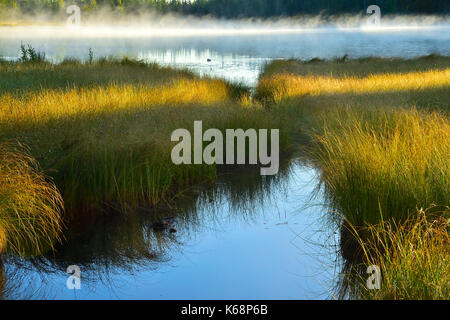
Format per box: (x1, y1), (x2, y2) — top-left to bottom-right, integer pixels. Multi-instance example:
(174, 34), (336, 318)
(0, 1), (449, 300)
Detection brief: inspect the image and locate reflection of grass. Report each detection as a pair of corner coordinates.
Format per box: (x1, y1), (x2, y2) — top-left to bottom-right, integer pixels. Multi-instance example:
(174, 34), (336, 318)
(259, 55), (450, 299)
(0, 160), (294, 297)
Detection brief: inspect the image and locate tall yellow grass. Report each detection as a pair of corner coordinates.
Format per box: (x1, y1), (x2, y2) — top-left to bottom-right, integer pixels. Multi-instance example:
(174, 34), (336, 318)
(0, 224), (6, 254)
(312, 108), (450, 225)
(0, 142), (64, 256)
(257, 56), (450, 225)
(257, 68), (450, 104)
(342, 210), (449, 299)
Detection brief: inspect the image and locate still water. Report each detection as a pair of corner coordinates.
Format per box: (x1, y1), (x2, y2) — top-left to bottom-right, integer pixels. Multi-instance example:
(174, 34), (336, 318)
(2, 161), (339, 299)
(0, 26), (449, 85)
(0, 26), (449, 299)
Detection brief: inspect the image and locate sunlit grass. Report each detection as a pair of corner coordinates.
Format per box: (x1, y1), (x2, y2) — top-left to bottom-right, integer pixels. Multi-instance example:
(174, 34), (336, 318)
(312, 108), (449, 226)
(260, 55), (450, 300)
(258, 56), (450, 226)
(0, 142), (64, 256)
(0, 58), (288, 216)
(341, 210), (449, 300)
(0, 57), (196, 93)
(0, 80), (232, 125)
(0, 223), (5, 254)
(256, 68), (450, 104)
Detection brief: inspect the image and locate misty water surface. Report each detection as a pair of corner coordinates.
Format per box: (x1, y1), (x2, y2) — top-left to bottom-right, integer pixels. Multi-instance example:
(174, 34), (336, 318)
(1, 24), (449, 85)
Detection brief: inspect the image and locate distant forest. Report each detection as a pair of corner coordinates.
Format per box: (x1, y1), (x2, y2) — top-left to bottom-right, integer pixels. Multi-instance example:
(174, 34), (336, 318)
(2, 0), (450, 17)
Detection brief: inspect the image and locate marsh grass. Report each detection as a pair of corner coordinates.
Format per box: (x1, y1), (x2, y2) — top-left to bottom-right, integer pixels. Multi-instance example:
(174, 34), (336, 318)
(0, 142), (64, 256)
(0, 56), (290, 217)
(257, 55), (450, 225)
(0, 224), (5, 254)
(0, 56), (196, 93)
(260, 56), (450, 299)
(256, 65), (450, 107)
(312, 108), (449, 226)
(339, 209), (449, 300)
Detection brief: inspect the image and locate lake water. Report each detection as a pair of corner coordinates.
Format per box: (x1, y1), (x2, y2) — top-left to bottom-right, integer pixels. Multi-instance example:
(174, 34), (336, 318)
(0, 25), (449, 86)
(0, 25), (449, 299)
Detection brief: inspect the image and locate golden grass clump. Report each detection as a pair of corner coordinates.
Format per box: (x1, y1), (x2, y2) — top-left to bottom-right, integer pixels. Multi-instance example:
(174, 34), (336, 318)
(0, 142), (64, 256)
(258, 55), (450, 225)
(312, 108), (450, 225)
(342, 210), (450, 300)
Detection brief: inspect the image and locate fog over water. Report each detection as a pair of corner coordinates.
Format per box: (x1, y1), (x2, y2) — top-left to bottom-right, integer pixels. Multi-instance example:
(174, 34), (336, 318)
(1, 15), (449, 85)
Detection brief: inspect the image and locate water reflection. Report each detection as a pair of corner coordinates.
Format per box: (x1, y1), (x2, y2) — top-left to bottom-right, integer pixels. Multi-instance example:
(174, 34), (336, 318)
(1, 160), (339, 300)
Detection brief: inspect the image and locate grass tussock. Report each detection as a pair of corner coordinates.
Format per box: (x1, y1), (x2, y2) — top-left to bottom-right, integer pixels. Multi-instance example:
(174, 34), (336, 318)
(256, 55), (450, 115)
(342, 210), (449, 300)
(312, 108), (450, 226)
(0, 142), (64, 256)
(19, 43), (46, 63)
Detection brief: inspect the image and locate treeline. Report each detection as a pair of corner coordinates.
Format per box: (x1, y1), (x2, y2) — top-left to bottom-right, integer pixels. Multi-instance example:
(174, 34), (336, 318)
(3, 0), (450, 17)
